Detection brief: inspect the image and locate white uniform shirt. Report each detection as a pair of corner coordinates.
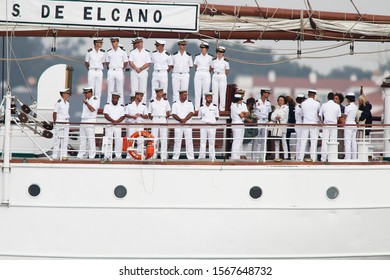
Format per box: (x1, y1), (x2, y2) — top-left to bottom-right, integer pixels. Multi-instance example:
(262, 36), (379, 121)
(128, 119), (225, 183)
(148, 99), (171, 118)
(172, 51), (193, 73)
(194, 53), (213, 71)
(151, 50), (173, 70)
(54, 98), (70, 120)
(103, 103), (125, 120)
(81, 97), (99, 119)
(344, 102), (358, 124)
(319, 100), (341, 124)
(171, 100), (194, 123)
(211, 57), (230, 74)
(295, 104), (304, 124)
(231, 102), (247, 124)
(301, 98), (321, 124)
(85, 48), (105, 70)
(199, 103), (219, 123)
(129, 48), (151, 69)
(125, 102), (148, 123)
(105, 48), (128, 69)
(254, 99), (272, 122)
(271, 104), (289, 124)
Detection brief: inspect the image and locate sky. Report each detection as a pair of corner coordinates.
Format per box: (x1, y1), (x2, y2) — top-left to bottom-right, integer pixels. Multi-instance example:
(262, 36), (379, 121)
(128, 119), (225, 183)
(166, 0), (390, 75)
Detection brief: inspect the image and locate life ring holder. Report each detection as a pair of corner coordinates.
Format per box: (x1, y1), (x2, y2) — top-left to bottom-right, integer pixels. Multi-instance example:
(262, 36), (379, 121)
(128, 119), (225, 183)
(123, 131), (155, 160)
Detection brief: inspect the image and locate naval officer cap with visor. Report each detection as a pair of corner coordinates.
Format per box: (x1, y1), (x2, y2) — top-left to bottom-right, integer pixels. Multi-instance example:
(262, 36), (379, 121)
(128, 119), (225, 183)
(83, 87), (93, 93)
(59, 88), (71, 95)
(155, 40), (166, 46)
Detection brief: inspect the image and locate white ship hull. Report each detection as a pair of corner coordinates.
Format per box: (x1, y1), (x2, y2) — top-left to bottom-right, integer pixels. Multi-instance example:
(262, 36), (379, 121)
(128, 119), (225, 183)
(1, 162), (389, 258)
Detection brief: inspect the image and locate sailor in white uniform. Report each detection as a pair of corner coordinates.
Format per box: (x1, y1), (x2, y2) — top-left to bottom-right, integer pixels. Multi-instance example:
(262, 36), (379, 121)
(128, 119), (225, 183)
(319, 92), (341, 162)
(103, 92), (125, 159)
(129, 37), (151, 103)
(77, 87), (99, 159)
(344, 92), (358, 160)
(294, 93), (306, 161)
(252, 89), (272, 160)
(52, 88), (71, 160)
(105, 37), (129, 105)
(125, 91), (149, 157)
(198, 92), (220, 160)
(171, 90), (195, 160)
(193, 42), (213, 111)
(299, 89), (321, 161)
(85, 38), (105, 107)
(230, 93), (248, 160)
(171, 39), (193, 103)
(151, 40), (173, 100)
(211, 46), (230, 111)
(148, 88), (171, 160)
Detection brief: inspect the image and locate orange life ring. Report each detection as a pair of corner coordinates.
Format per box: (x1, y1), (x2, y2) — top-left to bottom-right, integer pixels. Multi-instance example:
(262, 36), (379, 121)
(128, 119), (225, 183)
(122, 131), (155, 160)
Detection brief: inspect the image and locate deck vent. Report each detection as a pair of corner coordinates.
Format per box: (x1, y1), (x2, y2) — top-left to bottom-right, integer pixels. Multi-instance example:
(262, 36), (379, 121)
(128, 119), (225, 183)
(326, 186), (339, 200)
(28, 184), (41, 197)
(249, 186), (262, 199)
(114, 185), (127, 199)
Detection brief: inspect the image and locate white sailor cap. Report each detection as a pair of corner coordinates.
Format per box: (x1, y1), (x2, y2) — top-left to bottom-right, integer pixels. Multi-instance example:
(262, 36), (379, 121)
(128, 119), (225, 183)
(199, 42), (209, 48)
(234, 94), (243, 99)
(83, 87), (93, 93)
(177, 39), (187, 45)
(155, 40), (166, 45)
(178, 89), (188, 94)
(59, 88), (70, 94)
(346, 92), (355, 97)
(133, 37), (143, 44)
(216, 46), (226, 53)
(204, 92), (213, 96)
(308, 89), (317, 94)
(260, 88), (271, 94)
(296, 93), (305, 98)
(93, 37), (103, 42)
(110, 37), (120, 42)
(111, 91), (120, 97)
(154, 88), (164, 92)
(130, 92), (135, 97)
(135, 91), (145, 95)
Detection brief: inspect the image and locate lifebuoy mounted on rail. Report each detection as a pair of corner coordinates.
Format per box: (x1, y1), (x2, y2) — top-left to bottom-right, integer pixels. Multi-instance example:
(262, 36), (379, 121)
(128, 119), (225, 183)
(122, 131), (155, 160)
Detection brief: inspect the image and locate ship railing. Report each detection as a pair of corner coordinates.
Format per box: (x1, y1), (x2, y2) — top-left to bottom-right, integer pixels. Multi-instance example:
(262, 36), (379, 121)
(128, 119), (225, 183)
(0, 121), (388, 162)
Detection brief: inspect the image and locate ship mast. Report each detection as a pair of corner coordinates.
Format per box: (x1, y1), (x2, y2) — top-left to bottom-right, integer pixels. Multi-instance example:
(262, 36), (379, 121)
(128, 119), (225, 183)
(1, 0), (11, 205)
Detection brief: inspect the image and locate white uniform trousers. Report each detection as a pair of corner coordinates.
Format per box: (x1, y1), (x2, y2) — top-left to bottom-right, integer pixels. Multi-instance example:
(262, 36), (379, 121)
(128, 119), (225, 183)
(52, 119), (69, 159)
(299, 126), (319, 161)
(194, 71), (211, 111)
(295, 126), (303, 161)
(321, 126), (338, 162)
(172, 127), (194, 160)
(126, 125), (144, 159)
(251, 123), (267, 160)
(172, 73), (190, 103)
(151, 117), (168, 160)
(104, 126), (123, 159)
(77, 119), (96, 159)
(274, 133), (288, 160)
(231, 126), (244, 160)
(212, 73), (227, 111)
(130, 70), (148, 103)
(107, 69), (124, 104)
(198, 126), (216, 159)
(152, 70), (168, 99)
(88, 69), (103, 106)
(344, 126), (357, 160)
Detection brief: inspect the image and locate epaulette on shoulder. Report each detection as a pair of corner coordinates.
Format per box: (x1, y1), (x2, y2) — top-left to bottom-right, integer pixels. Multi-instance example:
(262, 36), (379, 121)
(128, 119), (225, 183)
(195, 53), (200, 56)
(173, 100), (177, 103)
(224, 58), (229, 62)
(145, 49), (150, 52)
(212, 57), (217, 60)
(142, 103), (146, 106)
(153, 50), (157, 53)
(243, 101), (247, 104)
(150, 99), (154, 103)
(87, 48), (92, 52)
(106, 103), (109, 105)
(121, 104), (124, 107)
(100, 49), (105, 52)
(187, 52), (191, 56)
(107, 48), (112, 52)
(164, 98), (168, 100)
(57, 99), (62, 103)
(173, 51), (178, 55)
(213, 104), (218, 106)
(298, 104), (301, 108)
(93, 97), (97, 100)
(188, 100), (192, 103)
(121, 48), (126, 51)
(165, 51), (170, 56)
